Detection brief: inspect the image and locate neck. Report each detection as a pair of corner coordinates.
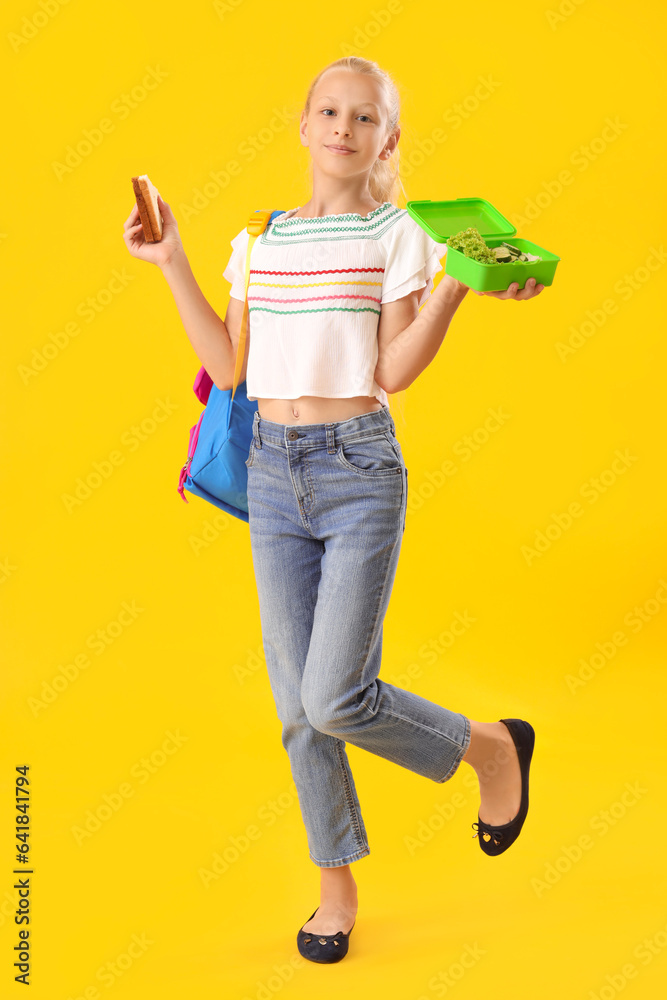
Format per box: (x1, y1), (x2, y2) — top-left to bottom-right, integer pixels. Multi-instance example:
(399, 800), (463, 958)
(300, 177), (383, 219)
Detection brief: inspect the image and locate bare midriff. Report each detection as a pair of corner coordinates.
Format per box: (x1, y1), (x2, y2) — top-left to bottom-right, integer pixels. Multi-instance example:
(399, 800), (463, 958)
(256, 395), (384, 425)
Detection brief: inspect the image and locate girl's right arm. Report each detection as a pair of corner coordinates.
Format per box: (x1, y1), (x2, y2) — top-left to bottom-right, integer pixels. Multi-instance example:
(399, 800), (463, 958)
(122, 193), (247, 389)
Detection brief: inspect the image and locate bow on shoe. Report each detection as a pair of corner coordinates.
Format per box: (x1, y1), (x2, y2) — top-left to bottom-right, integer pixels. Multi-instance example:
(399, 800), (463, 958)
(471, 821), (504, 846)
(301, 931), (344, 947)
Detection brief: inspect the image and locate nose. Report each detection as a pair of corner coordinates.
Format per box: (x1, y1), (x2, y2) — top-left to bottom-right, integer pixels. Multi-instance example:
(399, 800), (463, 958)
(334, 119), (352, 137)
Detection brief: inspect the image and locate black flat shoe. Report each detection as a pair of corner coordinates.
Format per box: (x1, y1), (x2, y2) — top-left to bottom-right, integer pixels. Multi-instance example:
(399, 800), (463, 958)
(471, 718), (535, 856)
(296, 907), (355, 964)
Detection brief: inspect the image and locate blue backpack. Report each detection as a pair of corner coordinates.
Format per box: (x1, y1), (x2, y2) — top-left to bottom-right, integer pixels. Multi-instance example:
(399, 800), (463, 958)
(177, 209), (285, 521)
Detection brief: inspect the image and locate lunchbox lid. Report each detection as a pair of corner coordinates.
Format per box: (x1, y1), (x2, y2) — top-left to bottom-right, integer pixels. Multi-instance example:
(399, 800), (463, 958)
(406, 197), (518, 243)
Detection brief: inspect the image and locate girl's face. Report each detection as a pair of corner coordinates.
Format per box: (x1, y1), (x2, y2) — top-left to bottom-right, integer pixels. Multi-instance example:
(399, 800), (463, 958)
(300, 69), (398, 181)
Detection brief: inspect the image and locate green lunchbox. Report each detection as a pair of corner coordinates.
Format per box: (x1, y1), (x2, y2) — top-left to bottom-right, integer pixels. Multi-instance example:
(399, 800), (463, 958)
(406, 197), (560, 293)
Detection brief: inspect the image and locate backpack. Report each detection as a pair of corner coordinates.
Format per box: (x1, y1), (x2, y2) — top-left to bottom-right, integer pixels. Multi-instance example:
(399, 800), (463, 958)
(177, 209), (285, 521)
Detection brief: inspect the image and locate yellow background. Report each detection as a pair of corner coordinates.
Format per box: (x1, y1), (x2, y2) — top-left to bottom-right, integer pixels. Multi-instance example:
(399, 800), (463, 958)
(2, 0), (666, 997)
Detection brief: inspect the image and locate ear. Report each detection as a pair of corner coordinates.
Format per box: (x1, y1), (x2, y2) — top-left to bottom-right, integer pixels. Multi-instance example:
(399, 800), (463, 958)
(382, 127), (400, 157)
(299, 110), (309, 147)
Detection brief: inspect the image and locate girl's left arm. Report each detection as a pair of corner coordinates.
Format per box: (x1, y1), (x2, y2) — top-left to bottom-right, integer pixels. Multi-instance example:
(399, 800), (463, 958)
(375, 273), (545, 393)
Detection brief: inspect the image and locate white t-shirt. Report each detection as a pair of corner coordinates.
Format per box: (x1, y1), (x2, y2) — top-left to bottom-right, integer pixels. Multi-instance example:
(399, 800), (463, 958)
(222, 202), (448, 405)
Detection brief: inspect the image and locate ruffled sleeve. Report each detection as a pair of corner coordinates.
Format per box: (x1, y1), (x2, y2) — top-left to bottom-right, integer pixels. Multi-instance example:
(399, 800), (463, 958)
(222, 225), (250, 301)
(381, 213), (448, 308)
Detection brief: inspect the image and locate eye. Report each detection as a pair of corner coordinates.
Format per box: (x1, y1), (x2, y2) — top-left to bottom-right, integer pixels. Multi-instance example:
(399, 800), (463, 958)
(320, 109), (374, 123)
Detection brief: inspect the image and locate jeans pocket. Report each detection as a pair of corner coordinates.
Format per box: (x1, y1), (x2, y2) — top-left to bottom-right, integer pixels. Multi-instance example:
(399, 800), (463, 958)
(335, 432), (404, 477)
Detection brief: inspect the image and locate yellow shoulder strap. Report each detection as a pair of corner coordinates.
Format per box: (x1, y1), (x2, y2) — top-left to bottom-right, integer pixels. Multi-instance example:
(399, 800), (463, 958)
(231, 210), (273, 400)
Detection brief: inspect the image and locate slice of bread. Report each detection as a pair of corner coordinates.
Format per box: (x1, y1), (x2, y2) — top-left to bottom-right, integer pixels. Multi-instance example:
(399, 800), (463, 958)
(131, 174), (163, 242)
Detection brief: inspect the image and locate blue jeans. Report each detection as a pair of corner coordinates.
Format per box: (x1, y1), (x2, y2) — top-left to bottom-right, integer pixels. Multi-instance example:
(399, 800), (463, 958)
(245, 404), (472, 867)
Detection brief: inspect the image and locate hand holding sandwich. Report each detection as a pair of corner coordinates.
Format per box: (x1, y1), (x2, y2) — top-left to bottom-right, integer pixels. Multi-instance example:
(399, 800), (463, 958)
(123, 193), (183, 269)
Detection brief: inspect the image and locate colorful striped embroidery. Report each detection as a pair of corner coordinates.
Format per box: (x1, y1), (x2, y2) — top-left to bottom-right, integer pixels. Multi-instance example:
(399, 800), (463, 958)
(249, 306), (381, 316)
(262, 203), (402, 245)
(274, 202), (391, 226)
(250, 267), (385, 275)
(247, 266), (384, 316)
(250, 279), (382, 288)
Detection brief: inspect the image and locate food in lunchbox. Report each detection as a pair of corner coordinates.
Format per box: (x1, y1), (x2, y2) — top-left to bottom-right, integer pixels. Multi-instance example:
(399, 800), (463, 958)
(446, 227), (541, 265)
(493, 241), (541, 264)
(446, 227), (497, 264)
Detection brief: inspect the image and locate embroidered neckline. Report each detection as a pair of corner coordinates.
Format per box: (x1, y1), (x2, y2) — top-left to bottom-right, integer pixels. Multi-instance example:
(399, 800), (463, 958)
(276, 202), (393, 226)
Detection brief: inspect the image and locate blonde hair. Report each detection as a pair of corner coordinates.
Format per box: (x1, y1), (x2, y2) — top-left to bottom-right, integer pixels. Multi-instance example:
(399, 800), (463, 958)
(301, 57), (408, 424)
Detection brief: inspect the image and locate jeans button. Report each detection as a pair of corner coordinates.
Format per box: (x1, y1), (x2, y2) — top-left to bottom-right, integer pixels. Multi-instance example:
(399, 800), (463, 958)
(287, 430), (299, 440)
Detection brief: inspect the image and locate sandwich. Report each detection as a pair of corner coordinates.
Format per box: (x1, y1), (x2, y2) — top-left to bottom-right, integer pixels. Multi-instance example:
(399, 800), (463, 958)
(131, 174), (163, 242)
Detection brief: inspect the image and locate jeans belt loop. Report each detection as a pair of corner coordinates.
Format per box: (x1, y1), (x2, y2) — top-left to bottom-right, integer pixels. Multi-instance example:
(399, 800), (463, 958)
(326, 424), (336, 454)
(253, 410), (262, 448)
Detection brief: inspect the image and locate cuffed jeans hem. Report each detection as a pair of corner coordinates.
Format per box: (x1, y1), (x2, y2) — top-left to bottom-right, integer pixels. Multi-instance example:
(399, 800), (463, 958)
(435, 713), (472, 783)
(309, 845), (371, 868)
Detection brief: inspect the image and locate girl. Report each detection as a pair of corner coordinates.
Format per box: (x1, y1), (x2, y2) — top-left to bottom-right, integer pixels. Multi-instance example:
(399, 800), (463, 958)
(123, 56), (541, 964)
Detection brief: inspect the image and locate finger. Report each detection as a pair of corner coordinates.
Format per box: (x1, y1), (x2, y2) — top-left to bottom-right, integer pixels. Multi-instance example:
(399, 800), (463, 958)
(515, 277), (537, 301)
(508, 278), (531, 301)
(123, 223), (145, 242)
(123, 202), (140, 228)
